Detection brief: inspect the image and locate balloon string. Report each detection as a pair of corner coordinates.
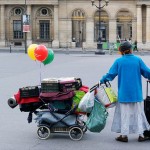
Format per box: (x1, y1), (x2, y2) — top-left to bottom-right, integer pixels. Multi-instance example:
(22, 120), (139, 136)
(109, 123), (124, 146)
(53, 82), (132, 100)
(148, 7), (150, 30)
(40, 62), (42, 85)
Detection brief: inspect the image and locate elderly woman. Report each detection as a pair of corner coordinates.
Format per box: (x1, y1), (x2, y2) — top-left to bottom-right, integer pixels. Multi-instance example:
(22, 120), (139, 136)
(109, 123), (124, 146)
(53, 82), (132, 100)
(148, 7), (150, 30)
(100, 41), (150, 142)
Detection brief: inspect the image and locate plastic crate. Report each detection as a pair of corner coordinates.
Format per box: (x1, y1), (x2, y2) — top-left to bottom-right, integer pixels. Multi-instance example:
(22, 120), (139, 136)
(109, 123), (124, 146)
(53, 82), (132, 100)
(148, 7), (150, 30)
(19, 86), (40, 98)
(41, 82), (59, 92)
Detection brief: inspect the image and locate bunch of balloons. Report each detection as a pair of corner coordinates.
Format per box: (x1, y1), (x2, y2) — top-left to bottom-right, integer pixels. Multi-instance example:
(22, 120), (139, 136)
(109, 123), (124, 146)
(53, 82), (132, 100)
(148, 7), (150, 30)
(27, 44), (54, 65)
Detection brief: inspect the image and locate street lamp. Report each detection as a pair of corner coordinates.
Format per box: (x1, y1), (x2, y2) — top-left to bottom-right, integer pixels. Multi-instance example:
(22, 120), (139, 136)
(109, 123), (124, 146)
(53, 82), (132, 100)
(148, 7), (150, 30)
(91, 0), (109, 55)
(24, 0), (27, 54)
(22, 0), (29, 53)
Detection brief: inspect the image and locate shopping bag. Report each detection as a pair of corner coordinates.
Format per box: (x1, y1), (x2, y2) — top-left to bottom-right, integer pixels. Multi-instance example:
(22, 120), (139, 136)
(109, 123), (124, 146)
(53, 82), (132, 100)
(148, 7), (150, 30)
(78, 90), (95, 113)
(72, 90), (86, 112)
(104, 87), (117, 103)
(86, 98), (108, 132)
(96, 82), (117, 108)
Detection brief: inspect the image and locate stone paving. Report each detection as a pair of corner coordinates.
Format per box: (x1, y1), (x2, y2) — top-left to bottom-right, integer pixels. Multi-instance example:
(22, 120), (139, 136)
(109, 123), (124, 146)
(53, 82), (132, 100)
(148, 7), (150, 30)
(0, 52), (150, 150)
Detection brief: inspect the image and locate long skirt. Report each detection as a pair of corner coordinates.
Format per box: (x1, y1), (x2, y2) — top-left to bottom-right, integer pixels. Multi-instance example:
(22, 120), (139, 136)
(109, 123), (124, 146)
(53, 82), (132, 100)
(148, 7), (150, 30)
(111, 101), (150, 135)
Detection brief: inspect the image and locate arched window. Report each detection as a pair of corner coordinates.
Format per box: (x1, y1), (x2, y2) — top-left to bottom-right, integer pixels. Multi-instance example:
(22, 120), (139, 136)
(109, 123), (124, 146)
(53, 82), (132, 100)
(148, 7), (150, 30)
(116, 10), (132, 41)
(35, 7), (53, 41)
(10, 7), (24, 40)
(72, 9), (86, 47)
(94, 10), (109, 42)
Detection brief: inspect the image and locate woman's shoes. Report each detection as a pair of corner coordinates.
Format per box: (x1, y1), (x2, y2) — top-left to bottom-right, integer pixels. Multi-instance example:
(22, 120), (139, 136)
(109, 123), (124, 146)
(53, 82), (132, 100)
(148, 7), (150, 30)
(116, 135), (150, 142)
(138, 136), (150, 142)
(115, 135), (128, 142)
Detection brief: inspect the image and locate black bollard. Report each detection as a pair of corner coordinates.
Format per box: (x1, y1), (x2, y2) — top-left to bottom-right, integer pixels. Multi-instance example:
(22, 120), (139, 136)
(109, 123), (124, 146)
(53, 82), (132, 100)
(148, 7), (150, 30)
(10, 44), (12, 53)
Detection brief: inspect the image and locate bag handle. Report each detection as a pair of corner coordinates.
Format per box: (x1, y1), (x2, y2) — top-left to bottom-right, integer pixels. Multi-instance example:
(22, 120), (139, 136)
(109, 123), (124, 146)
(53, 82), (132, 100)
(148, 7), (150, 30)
(100, 81), (111, 88)
(104, 81), (111, 87)
(90, 81), (111, 93)
(90, 84), (99, 92)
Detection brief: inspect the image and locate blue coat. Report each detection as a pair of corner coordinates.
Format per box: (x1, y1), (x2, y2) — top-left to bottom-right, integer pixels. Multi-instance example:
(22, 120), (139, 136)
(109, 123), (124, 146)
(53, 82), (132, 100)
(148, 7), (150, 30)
(100, 54), (150, 103)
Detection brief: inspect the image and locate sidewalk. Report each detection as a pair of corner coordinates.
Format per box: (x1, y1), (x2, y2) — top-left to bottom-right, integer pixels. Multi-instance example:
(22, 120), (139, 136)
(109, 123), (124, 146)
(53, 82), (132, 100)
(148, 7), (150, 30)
(0, 46), (95, 54)
(0, 46), (150, 55)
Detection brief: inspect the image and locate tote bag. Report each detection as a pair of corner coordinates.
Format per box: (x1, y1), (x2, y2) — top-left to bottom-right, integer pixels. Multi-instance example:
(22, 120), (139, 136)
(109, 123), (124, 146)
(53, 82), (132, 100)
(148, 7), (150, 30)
(96, 82), (117, 108)
(86, 99), (108, 132)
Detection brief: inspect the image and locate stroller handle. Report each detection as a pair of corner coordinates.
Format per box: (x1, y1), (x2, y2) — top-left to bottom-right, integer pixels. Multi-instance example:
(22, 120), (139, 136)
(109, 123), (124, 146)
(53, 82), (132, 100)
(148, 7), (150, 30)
(90, 81), (111, 92)
(66, 104), (78, 115)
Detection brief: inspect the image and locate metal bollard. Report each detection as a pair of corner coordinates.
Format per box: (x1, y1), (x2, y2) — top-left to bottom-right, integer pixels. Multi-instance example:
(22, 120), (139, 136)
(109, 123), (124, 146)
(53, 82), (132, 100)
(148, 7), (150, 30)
(10, 44), (12, 53)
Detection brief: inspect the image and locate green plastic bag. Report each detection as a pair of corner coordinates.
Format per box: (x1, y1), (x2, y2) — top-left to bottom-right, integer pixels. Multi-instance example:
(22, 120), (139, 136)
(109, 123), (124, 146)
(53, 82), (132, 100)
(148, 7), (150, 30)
(72, 90), (85, 112)
(86, 99), (108, 132)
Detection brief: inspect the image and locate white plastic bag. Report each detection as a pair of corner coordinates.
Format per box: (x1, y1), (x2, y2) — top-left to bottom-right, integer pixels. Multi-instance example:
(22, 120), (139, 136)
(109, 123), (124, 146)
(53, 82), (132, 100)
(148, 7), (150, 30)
(78, 91), (95, 113)
(96, 83), (117, 108)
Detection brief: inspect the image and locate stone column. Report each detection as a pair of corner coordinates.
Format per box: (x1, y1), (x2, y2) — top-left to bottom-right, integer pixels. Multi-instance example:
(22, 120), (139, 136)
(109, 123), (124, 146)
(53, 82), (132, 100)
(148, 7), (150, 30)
(67, 19), (73, 48)
(137, 5), (142, 43)
(0, 5), (5, 46)
(85, 18), (94, 48)
(52, 5), (59, 48)
(109, 19), (117, 43)
(26, 5), (32, 45)
(146, 5), (150, 43)
(132, 19), (137, 42)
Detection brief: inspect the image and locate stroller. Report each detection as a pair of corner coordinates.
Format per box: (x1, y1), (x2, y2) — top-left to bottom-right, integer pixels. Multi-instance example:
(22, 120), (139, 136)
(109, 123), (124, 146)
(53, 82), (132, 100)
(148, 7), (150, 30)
(8, 77), (88, 140)
(34, 98), (87, 140)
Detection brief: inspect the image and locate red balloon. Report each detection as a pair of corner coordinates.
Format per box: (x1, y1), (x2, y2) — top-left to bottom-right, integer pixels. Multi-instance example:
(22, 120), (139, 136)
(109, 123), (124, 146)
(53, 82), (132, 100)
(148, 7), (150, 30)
(34, 45), (48, 62)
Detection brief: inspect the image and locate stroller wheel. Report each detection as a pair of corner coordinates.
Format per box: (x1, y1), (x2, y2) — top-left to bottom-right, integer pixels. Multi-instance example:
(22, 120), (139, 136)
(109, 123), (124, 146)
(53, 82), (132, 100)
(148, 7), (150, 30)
(69, 126), (83, 141)
(37, 126), (50, 140)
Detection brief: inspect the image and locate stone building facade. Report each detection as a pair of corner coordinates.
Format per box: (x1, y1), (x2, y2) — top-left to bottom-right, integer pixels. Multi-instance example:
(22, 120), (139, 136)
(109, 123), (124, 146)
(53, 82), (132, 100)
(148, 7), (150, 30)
(0, 0), (150, 50)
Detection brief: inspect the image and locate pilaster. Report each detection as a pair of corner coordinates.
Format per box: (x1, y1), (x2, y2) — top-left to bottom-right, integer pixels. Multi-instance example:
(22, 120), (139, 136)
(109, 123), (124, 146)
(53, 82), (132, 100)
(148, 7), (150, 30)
(66, 19), (73, 47)
(132, 18), (137, 42)
(27, 5), (32, 45)
(137, 5), (142, 43)
(146, 5), (150, 43)
(109, 19), (117, 43)
(85, 18), (94, 48)
(0, 5), (5, 46)
(52, 5), (59, 48)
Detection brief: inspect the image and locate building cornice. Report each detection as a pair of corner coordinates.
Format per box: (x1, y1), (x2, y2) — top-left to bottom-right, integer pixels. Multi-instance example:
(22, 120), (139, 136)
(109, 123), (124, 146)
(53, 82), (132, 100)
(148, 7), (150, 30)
(0, 0), (58, 5)
(137, 0), (150, 5)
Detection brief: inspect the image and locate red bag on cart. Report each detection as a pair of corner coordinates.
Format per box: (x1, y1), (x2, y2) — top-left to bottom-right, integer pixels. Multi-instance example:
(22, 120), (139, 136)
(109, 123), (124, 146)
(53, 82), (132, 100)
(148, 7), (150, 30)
(79, 85), (89, 93)
(14, 91), (42, 112)
(14, 91), (40, 104)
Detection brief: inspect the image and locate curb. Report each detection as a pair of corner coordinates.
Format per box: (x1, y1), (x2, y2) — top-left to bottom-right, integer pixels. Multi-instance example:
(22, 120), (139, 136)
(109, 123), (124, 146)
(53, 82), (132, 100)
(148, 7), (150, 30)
(0, 47), (150, 55)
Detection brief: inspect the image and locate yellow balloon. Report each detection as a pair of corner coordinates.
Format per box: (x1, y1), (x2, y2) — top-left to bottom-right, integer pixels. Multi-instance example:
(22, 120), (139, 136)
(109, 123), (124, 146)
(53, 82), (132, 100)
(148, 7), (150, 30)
(27, 44), (38, 60)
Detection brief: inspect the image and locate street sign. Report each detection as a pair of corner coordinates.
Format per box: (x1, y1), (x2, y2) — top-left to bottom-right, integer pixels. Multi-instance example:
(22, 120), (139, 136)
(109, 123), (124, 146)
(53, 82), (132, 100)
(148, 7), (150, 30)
(23, 25), (30, 32)
(22, 14), (30, 32)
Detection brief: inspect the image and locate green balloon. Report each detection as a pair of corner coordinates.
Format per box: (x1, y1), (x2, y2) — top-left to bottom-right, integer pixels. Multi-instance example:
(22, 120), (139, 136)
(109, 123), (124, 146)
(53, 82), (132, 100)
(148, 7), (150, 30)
(43, 49), (54, 65)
